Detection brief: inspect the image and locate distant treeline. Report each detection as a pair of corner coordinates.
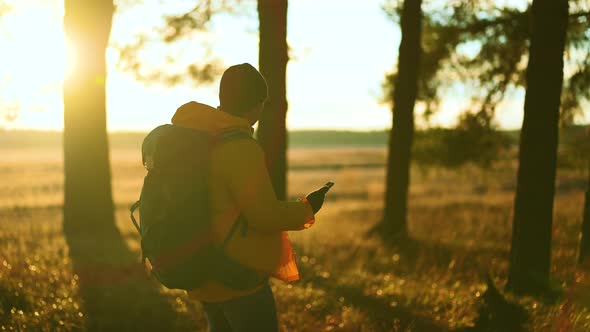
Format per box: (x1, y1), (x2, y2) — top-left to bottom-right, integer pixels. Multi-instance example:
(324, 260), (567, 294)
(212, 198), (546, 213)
(1, 125), (587, 153)
(1, 129), (395, 149)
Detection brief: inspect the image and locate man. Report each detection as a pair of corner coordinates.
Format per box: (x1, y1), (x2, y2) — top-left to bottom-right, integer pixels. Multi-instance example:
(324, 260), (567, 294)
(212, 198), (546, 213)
(172, 63), (328, 331)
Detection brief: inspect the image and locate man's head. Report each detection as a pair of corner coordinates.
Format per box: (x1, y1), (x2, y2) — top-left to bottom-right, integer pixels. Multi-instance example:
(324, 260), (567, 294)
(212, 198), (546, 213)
(219, 63), (268, 125)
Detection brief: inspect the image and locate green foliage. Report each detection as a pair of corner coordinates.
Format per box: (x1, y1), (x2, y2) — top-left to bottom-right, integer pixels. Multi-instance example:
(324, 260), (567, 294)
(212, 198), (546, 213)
(114, 1), (246, 87)
(558, 125), (590, 168)
(441, 111), (511, 168)
(382, 0), (589, 168)
(115, 32), (221, 87)
(412, 112), (512, 169)
(162, 0), (243, 43)
(162, 1), (215, 43)
(0, 1), (11, 19)
(382, 0), (590, 125)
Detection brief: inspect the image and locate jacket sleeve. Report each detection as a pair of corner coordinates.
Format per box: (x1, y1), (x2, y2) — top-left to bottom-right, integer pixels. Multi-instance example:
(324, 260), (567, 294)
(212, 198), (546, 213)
(219, 139), (315, 232)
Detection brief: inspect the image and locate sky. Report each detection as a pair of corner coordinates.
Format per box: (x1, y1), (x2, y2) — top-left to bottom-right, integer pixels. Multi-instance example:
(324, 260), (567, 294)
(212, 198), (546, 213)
(0, 0), (585, 132)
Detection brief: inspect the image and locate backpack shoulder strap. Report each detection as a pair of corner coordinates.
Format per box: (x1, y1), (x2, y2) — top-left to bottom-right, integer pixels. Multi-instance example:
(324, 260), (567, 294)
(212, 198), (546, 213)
(222, 215), (247, 247)
(214, 129), (254, 247)
(130, 200), (141, 234)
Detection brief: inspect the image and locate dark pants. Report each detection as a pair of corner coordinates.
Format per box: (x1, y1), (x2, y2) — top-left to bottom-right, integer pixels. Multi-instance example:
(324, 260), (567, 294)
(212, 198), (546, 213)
(201, 284), (278, 332)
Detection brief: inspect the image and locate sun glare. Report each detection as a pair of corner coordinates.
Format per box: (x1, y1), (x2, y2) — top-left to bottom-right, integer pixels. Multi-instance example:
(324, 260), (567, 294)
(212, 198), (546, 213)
(1, 4), (68, 100)
(63, 37), (77, 80)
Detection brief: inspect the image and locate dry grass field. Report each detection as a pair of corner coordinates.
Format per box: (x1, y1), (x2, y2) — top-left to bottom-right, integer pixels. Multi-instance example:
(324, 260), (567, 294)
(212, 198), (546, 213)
(1, 145), (589, 331)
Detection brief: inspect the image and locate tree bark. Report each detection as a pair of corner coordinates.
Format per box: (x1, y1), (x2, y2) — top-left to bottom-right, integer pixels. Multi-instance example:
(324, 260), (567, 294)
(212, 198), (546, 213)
(507, 0), (568, 295)
(578, 159), (590, 264)
(63, 0), (116, 235)
(379, 0), (422, 240)
(257, 0), (289, 200)
(61, 4), (186, 330)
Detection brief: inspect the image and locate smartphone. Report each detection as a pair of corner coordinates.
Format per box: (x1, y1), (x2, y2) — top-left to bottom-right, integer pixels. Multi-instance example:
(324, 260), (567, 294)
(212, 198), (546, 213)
(321, 181), (335, 194)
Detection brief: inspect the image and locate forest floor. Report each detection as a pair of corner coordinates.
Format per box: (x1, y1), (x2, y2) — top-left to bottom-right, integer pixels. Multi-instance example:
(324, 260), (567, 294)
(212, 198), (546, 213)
(1, 146), (589, 331)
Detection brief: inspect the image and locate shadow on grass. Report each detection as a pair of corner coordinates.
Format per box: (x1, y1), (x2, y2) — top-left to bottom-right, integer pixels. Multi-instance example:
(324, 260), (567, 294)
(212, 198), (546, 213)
(367, 227), (509, 276)
(291, 237), (449, 330)
(309, 276), (448, 331)
(64, 224), (190, 331)
(290, 229), (515, 331)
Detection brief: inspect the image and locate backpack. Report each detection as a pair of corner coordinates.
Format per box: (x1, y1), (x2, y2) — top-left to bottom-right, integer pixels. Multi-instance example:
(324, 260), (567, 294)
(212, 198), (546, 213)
(130, 124), (267, 291)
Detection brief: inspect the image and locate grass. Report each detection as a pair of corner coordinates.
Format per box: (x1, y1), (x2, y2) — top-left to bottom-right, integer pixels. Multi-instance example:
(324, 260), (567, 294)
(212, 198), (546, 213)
(1, 146), (589, 331)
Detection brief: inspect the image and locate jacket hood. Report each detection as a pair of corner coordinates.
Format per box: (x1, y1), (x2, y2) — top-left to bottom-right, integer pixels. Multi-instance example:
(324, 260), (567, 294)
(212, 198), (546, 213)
(171, 101), (253, 135)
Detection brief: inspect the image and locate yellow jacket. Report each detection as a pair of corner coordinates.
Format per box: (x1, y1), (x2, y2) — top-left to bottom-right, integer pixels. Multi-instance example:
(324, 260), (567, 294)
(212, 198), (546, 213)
(171, 101), (315, 302)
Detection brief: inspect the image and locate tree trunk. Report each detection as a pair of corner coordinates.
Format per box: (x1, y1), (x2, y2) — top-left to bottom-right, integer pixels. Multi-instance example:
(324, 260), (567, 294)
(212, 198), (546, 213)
(61, 4), (186, 330)
(507, 0), (568, 295)
(379, 0), (422, 240)
(578, 159), (590, 264)
(257, 0), (289, 200)
(63, 0), (116, 235)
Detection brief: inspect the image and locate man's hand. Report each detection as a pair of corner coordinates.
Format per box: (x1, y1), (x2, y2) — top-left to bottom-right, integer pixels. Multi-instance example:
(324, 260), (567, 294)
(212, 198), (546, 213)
(305, 182), (334, 214)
